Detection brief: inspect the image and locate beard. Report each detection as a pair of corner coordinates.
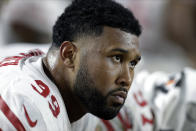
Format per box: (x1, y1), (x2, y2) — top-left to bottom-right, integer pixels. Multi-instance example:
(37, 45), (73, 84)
(73, 61), (123, 120)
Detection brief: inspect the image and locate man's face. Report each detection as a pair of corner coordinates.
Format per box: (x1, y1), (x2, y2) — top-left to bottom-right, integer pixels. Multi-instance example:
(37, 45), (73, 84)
(74, 27), (141, 120)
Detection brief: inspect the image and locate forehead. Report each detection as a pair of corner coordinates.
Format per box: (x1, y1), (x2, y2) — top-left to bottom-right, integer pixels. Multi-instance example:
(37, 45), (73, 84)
(92, 26), (140, 55)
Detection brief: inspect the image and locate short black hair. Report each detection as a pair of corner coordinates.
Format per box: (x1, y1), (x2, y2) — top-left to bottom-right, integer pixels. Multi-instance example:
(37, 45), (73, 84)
(52, 0), (141, 47)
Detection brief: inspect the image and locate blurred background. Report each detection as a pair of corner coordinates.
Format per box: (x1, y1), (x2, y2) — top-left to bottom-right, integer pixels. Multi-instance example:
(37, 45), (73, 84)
(0, 0), (195, 72)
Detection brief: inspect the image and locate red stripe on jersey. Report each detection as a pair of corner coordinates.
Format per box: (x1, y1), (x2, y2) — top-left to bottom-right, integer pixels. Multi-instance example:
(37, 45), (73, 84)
(0, 96), (26, 131)
(133, 91), (147, 107)
(101, 119), (114, 131)
(141, 114), (154, 125)
(117, 113), (132, 131)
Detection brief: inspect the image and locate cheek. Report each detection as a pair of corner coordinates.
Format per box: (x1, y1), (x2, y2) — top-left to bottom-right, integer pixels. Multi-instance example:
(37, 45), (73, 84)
(128, 70), (134, 90)
(87, 57), (120, 92)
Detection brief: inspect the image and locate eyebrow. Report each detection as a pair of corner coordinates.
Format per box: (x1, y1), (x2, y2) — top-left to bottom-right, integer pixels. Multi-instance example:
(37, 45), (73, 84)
(111, 48), (141, 61)
(111, 48), (128, 53)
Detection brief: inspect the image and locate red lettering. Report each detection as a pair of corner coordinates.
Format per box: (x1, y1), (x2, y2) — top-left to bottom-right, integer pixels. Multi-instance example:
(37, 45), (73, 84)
(31, 80), (50, 98)
(26, 49), (44, 56)
(0, 56), (24, 67)
(117, 112), (132, 131)
(0, 96), (26, 131)
(133, 90), (147, 107)
(31, 80), (60, 118)
(101, 119), (114, 131)
(49, 95), (60, 118)
(0, 49), (44, 67)
(141, 114), (154, 125)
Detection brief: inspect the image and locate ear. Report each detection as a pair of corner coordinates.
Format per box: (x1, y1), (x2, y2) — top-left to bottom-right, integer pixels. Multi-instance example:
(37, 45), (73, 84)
(60, 41), (77, 68)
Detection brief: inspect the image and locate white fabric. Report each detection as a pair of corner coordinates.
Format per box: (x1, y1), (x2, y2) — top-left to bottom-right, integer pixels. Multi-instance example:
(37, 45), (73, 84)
(135, 69), (196, 131)
(1, 49), (196, 131)
(78, 68), (196, 131)
(0, 49), (71, 131)
(72, 113), (99, 131)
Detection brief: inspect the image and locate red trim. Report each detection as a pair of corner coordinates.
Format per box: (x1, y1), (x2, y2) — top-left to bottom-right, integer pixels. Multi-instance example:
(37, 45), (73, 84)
(101, 119), (114, 131)
(23, 105), (37, 127)
(0, 96), (26, 131)
(142, 114), (154, 125)
(117, 113), (132, 131)
(133, 91), (147, 107)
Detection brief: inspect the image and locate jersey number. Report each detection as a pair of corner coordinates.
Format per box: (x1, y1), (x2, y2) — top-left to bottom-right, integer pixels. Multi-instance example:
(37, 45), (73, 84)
(31, 80), (60, 118)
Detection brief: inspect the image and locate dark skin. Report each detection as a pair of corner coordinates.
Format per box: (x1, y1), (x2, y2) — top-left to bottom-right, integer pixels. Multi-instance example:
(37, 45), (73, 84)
(43, 26), (141, 123)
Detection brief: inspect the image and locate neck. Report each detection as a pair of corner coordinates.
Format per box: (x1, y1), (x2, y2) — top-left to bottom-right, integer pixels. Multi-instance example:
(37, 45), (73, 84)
(42, 56), (87, 123)
(59, 88), (87, 123)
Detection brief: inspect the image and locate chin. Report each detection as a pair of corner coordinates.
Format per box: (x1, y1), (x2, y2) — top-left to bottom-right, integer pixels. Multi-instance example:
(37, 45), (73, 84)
(92, 105), (122, 120)
(101, 114), (118, 120)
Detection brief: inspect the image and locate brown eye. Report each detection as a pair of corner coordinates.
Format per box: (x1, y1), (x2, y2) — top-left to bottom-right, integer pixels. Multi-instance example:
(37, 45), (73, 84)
(112, 55), (122, 63)
(129, 60), (137, 69)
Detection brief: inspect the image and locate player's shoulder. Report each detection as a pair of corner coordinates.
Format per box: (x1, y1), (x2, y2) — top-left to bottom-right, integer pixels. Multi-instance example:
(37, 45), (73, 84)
(0, 50), (71, 131)
(0, 76), (70, 131)
(0, 49), (44, 73)
(143, 67), (196, 95)
(135, 67), (196, 86)
(0, 49), (45, 94)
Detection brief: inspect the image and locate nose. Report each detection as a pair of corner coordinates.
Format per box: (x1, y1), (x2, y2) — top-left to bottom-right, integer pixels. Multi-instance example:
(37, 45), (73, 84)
(116, 67), (133, 88)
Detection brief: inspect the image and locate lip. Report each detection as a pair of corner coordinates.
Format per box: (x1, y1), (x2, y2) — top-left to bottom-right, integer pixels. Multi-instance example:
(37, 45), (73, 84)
(110, 91), (127, 105)
(112, 91), (127, 99)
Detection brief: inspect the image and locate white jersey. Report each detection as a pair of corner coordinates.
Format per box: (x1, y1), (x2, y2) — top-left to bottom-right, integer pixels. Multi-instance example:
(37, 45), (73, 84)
(0, 49), (71, 131)
(78, 68), (196, 131)
(74, 72), (155, 131)
(146, 68), (196, 131)
(92, 76), (155, 131)
(2, 49), (195, 131)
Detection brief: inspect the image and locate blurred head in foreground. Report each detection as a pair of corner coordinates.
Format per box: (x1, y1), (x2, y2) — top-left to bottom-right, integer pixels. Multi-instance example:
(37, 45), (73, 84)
(0, 0), (71, 44)
(165, 0), (196, 67)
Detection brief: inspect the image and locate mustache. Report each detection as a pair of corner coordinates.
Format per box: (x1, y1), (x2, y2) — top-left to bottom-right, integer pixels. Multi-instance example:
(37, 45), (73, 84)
(106, 87), (128, 97)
